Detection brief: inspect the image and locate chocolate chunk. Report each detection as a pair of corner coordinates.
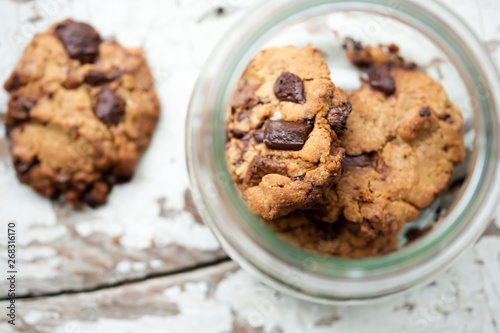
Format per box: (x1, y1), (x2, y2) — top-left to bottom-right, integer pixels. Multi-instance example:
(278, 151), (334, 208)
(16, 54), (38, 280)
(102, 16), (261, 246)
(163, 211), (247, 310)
(419, 107), (431, 117)
(14, 161), (32, 174)
(351, 56), (373, 68)
(4, 74), (21, 92)
(229, 129), (247, 139)
(14, 157), (39, 175)
(344, 153), (389, 177)
(83, 181), (109, 208)
(243, 155), (287, 187)
(5, 125), (15, 137)
(253, 131), (265, 143)
(246, 98), (262, 110)
(346, 220), (380, 239)
(442, 114), (454, 124)
(274, 72), (306, 104)
(94, 89), (125, 125)
(105, 174), (132, 186)
(54, 20), (101, 63)
(7, 96), (37, 120)
(264, 120), (313, 150)
(327, 102), (352, 133)
(237, 112), (246, 122)
(367, 67), (395, 96)
(84, 70), (120, 85)
(405, 227), (427, 242)
(343, 154), (377, 169)
(312, 218), (341, 241)
(342, 38), (363, 52)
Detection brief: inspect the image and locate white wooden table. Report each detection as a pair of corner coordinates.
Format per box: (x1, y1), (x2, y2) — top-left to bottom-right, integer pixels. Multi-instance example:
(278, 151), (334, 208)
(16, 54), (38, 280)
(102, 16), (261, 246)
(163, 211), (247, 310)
(0, 0), (499, 332)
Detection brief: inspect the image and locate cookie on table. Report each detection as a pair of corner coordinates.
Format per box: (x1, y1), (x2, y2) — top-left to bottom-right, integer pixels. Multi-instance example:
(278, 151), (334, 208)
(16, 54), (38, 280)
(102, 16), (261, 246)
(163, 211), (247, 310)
(312, 64), (466, 238)
(225, 46), (350, 220)
(265, 212), (398, 258)
(3, 19), (160, 207)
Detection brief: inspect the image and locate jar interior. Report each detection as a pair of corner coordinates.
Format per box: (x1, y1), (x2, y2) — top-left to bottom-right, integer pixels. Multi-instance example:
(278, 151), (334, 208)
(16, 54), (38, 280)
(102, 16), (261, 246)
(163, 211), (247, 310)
(194, 0), (497, 285)
(258, 11), (475, 248)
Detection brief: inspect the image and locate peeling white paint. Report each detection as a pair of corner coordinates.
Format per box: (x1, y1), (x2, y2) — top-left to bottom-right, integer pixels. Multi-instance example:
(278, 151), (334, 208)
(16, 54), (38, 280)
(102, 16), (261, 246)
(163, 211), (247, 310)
(5, 236), (500, 332)
(24, 311), (60, 326)
(21, 257), (62, 280)
(149, 259), (164, 269)
(116, 261), (132, 274)
(132, 262), (147, 272)
(18, 246), (57, 261)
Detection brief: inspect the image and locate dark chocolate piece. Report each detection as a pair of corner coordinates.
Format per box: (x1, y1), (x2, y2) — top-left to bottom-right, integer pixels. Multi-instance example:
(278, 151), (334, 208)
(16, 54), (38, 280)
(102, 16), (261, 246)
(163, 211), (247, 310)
(342, 38), (363, 52)
(367, 66), (396, 96)
(54, 20), (101, 63)
(4, 74), (21, 92)
(5, 125), (15, 137)
(229, 129), (247, 139)
(243, 155), (287, 187)
(405, 227), (427, 242)
(14, 157), (39, 175)
(264, 120), (313, 151)
(343, 154), (377, 169)
(83, 181), (109, 208)
(93, 89), (125, 125)
(7, 96), (37, 120)
(237, 112), (246, 122)
(84, 70), (120, 85)
(274, 72), (306, 104)
(327, 102), (352, 133)
(442, 113), (454, 124)
(419, 107), (431, 117)
(253, 131), (265, 143)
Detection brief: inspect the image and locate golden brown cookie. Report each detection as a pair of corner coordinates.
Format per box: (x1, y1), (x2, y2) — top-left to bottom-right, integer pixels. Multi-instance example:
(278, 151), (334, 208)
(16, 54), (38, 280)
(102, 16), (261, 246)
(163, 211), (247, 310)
(225, 46), (350, 220)
(3, 20), (160, 207)
(312, 65), (466, 238)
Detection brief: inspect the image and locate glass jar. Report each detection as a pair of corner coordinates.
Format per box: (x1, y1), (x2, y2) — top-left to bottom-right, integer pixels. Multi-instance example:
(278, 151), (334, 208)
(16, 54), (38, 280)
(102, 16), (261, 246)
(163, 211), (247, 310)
(186, 0), (500, 304)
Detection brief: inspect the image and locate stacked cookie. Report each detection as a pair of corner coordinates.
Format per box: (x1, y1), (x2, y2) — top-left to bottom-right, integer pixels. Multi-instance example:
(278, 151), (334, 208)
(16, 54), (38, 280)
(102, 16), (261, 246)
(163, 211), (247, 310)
(226, 46), (348, 220)
(225, 44), (466, 258)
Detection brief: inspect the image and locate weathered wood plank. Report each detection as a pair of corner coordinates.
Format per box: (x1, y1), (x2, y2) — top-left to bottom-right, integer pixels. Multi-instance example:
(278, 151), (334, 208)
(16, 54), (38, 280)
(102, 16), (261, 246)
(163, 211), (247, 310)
(1, 235), (499, 332)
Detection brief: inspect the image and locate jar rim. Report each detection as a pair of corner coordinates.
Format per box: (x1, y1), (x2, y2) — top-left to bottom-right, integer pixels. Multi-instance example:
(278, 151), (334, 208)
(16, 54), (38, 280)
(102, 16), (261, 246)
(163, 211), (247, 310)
(186, 0), (500, 302)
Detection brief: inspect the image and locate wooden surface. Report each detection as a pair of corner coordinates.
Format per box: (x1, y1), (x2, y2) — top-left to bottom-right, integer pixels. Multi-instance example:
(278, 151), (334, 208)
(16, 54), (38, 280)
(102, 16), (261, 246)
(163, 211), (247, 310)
(0, 0), (499, 332)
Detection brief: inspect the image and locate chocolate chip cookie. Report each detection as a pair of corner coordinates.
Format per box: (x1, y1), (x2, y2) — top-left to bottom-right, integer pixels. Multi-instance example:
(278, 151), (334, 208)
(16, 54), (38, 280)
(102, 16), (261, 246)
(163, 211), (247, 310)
(3, 20), (160, 207)
(312, 64), (466, 238)
(225, 46), (350, 220)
